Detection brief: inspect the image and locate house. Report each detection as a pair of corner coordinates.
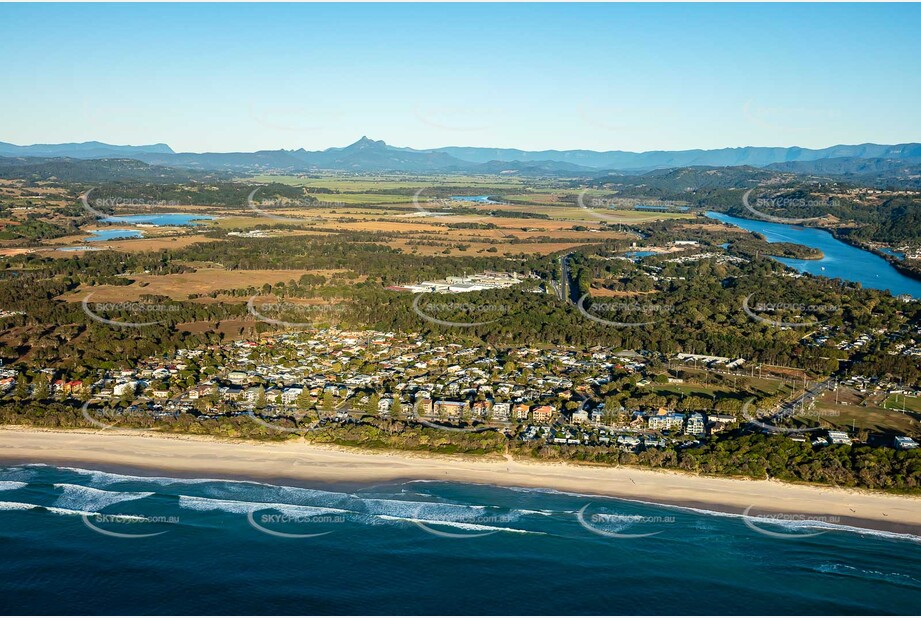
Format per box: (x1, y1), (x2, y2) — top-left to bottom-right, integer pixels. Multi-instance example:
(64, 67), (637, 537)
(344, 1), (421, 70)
(471, 401), (491, 419)
(378, 398), (393, 414)
(894, 436), (919, 450)
(434, 400), (468, 420)
(708, 413), (736, 433)
(113, 381), (137, 397)
(227, 371), (248, 385)
(281, 387), (303, 405)
(513, 403), (531, 421)
(827, 430), (852, 445)
(243, 387), (264, 404)
(264, 387), (281, 403)
(491, 402), (511, 421)
(648, 412), (684, 431)
(531, 405), (554, 423)
(61, 380), (86, 395)
(416, 398), (433, 417)
(188, 383), (215, 400)
(571, 409), (590, 424)
(686, 413), (706, 436)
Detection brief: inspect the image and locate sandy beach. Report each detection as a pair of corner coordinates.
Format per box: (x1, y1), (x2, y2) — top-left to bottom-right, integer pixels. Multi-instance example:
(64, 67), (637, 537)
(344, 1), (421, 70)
(1, 426), (919, 536)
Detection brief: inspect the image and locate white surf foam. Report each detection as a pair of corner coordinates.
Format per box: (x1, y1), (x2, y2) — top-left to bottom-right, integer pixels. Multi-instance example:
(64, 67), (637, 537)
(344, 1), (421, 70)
(53, 484), (153, 512)
(0, 500), (98, 517)
(177, 494), (350, 518)
(375, 514), (540, 535)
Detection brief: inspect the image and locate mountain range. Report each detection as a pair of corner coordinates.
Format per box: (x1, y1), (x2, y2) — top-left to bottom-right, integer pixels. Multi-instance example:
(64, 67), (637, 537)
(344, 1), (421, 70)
(2, 137), (921, 177)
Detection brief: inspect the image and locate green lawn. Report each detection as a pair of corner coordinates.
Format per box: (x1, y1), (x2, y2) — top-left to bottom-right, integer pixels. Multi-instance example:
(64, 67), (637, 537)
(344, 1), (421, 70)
(883, 394), (921, 413)
(812, 394), (921, 436)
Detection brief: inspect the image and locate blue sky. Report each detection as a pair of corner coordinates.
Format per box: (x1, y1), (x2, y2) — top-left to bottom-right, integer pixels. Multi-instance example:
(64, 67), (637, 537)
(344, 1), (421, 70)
(1, 3), (919, 153)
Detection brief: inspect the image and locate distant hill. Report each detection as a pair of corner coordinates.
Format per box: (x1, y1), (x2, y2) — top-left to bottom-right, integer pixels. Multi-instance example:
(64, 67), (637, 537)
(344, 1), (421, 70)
(0, 141), (174, 159)
(767, 156), (921, 175)
(2, 137), (921, 176)
(767, 157), (921, 189)
(472, 159), (596, 175)
(0, 156), (220, 183)
(594, 166), (780, 192)
(433, 142), (921, 171)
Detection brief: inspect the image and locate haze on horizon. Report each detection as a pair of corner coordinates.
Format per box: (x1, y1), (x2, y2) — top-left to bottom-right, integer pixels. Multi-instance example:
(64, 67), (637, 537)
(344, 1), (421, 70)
(2, 3), (920, 154)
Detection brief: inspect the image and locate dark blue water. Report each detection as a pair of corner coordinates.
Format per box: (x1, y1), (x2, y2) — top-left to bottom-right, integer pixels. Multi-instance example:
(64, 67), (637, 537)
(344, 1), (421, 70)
(102, 214), (214, 226)
(86, 229), (144, 242)
(706, 212), (921, 298)
(1, 465), (919, 615)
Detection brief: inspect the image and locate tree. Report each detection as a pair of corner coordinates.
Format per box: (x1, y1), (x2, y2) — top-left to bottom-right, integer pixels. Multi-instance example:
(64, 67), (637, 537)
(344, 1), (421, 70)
(367, 393), (380, 415)
(254, 385), (266, 411)
(32, 375), (50, 401)
(296, 388), (312, 410)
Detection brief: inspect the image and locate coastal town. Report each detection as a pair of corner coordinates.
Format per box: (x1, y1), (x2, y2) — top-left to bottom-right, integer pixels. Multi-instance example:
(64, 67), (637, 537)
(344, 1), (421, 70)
(12, 327), (917, 453)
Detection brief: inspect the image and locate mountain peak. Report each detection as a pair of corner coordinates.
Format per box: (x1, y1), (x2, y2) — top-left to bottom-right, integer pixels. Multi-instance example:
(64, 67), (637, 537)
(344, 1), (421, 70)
(350, 136), (387, 149)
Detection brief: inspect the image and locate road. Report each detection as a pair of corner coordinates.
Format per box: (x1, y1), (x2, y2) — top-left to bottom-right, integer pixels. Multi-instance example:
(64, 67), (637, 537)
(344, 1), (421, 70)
(559, 252), (578, 305)
(769, 378), (835, 422)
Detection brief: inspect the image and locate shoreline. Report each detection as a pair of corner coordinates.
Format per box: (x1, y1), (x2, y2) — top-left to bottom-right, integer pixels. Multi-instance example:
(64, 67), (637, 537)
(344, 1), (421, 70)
(1, 427), (920, 537)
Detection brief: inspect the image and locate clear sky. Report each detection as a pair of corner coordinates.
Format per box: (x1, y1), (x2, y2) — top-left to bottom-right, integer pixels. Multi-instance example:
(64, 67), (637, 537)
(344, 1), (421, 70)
(2, 3), (919, 153)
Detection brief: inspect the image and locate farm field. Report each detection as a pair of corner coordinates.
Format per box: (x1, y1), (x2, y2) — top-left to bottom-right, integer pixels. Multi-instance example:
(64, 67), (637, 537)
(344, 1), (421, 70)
(59, 268), (354, 302)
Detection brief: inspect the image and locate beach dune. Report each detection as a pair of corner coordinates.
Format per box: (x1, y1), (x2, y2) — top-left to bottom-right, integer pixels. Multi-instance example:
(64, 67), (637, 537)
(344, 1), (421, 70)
(1, 427), (919, 536)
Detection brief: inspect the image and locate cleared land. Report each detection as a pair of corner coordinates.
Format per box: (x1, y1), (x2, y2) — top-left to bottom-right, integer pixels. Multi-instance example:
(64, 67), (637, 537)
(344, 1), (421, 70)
(59, 268), (353, 302)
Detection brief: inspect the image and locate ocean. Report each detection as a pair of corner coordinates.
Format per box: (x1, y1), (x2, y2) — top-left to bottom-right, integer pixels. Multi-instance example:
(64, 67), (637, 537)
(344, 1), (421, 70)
(1, 464), (919, 615)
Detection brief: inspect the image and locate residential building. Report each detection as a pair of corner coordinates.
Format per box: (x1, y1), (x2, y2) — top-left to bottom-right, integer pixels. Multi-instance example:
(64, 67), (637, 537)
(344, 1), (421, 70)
(491, 402), (511, 421)
(686, 413), (706, 436)
(827, 431), (853, 445)
(531, 405), (555, 423)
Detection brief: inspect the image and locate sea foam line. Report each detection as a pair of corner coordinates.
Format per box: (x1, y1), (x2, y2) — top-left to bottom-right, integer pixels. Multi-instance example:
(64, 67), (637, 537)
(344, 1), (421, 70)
(374, 514), (542, 535)
(452, 482), (921, 544)
(0, 500), (98, 517)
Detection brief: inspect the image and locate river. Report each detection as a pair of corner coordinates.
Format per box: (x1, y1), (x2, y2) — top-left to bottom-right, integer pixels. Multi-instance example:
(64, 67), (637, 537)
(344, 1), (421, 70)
(706, 212), (921, 298)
